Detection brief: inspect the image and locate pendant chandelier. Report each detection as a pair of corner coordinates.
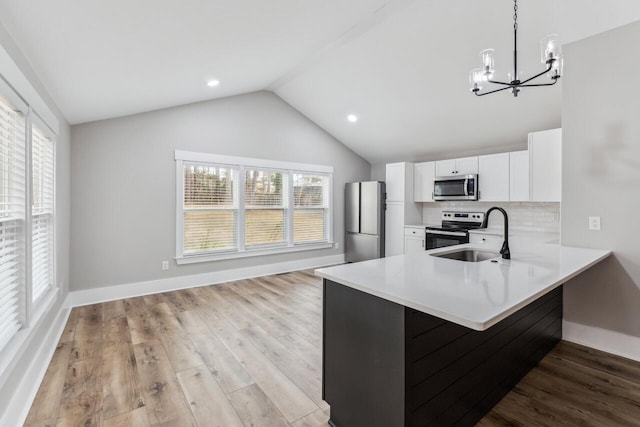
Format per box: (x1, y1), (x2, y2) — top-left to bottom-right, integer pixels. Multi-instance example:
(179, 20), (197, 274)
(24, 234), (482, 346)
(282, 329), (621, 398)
(469, 0), (563, 97)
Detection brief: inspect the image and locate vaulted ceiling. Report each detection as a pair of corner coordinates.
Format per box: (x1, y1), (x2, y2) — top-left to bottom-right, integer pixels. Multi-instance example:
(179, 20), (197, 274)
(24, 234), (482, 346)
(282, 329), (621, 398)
(1, 0), (639, 163)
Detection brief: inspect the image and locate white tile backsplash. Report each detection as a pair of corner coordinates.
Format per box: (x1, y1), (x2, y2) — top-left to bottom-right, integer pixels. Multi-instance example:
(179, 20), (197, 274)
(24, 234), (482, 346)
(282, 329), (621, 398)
(422, 202), (560, 233)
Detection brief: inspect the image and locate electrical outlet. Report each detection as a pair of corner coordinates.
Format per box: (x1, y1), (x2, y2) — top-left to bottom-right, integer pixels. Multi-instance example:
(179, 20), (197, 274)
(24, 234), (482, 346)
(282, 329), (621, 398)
(334, 242), (340, 249)
(588, 216), (601, 231)
(161, 260), (169, 271)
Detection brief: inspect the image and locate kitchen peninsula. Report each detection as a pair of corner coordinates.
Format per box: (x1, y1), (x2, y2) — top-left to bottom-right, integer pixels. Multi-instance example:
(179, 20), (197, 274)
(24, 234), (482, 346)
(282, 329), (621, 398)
(315, 241), (611, 427)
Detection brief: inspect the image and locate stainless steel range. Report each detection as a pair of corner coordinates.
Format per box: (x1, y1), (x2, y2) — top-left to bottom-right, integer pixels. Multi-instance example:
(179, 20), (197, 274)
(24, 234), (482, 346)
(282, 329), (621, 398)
(425, 211), (486, 249)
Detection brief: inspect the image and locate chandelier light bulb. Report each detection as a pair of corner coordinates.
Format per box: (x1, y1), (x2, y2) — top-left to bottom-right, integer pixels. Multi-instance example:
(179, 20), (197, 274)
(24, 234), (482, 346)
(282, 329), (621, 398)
(480, 49), (495, 77)
(549, 56), (563, 79)
(540, 34), (562, 64)
(469, 68), (485, 92)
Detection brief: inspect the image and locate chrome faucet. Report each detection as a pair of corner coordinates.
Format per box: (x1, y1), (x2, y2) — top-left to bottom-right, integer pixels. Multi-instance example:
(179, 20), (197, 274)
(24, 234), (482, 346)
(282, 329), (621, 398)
(481, 207), (511, 260)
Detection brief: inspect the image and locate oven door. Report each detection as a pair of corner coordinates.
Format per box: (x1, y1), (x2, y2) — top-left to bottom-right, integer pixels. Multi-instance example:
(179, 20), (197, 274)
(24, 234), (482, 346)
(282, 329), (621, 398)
(425, 230), (469, 249)
(433, 175), (478, 201)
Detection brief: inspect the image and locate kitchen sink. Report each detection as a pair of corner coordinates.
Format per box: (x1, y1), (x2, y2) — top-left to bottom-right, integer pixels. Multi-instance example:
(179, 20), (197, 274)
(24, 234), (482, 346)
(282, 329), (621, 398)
(430, 249), (500, 262)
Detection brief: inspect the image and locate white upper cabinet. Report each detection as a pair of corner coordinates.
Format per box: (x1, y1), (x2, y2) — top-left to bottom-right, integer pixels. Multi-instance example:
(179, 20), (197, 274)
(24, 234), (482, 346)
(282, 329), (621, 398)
(399, 135), (560, 204)
(386, 162), (415, 202)
(479, 153), (510, 202)
(435, 156), (478, 176)
(456, 156), (479, 175)
(529, 128), (562, 202)
(435, 159), (456, 177)
(414, 162), (435, 202)
(509, 150), (530, 201)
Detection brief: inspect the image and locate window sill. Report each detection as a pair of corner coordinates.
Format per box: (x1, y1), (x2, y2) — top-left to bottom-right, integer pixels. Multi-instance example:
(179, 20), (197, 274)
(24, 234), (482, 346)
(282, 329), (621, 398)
(176, 242), (335, 265)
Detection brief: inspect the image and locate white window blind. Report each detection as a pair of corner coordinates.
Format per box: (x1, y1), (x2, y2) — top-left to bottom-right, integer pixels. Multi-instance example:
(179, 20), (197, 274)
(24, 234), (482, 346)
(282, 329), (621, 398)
(245, 169), (287, 247)
(293, 173), (329, 244)
(176, 152), (333, 261)
(31, 124), (54, 302)
(183, 163), (238, 254)
(0, 95), (25, 353)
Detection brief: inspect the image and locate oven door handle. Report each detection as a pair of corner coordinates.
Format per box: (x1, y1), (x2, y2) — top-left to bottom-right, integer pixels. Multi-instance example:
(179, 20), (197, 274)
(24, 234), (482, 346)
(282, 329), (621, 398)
(464, 177), (469, 196)
(426, 230), (467, 237)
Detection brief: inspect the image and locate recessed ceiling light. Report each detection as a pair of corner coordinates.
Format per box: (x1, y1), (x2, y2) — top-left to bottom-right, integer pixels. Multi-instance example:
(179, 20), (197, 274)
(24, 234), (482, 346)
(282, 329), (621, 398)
(207, 79), (220, 87)
(347, 114), (358, 123)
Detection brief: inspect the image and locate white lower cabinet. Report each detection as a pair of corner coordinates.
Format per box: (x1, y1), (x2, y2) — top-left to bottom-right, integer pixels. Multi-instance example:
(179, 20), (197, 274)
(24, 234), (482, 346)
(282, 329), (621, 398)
(404, 227), (425, 254)
(385, 203), (405, 257)
(469, 232), (503, 246)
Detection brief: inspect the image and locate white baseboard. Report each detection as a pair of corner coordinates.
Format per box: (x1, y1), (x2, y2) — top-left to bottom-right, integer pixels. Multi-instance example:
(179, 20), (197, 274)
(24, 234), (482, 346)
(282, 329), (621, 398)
(0, 296), (71, 427)
(69, 254), (345, 307)
(563, 320), (640, 362)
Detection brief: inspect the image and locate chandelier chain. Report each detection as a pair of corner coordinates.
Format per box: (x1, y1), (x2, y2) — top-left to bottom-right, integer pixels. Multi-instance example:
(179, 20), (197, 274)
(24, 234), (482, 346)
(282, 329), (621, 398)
(513, 0), (518, 32)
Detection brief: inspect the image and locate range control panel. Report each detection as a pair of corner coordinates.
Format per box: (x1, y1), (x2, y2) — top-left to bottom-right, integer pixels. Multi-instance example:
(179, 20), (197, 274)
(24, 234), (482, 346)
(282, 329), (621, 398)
(441, 211), (485, 223)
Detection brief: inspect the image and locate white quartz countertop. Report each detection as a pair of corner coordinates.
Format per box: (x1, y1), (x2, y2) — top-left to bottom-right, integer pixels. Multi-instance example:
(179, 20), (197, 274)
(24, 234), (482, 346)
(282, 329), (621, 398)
(315, 241), (611, 331)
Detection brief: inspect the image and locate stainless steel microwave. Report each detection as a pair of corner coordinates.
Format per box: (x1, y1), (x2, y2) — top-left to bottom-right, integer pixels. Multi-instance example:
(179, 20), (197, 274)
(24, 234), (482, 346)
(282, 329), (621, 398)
(433, 175), (478, 201)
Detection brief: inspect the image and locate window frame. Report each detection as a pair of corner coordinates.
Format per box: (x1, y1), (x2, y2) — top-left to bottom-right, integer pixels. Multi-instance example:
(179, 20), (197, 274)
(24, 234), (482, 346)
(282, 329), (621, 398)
(0, 100), (57, 360)
(175, 150), (333, 264)
(0, 41), (59, 376)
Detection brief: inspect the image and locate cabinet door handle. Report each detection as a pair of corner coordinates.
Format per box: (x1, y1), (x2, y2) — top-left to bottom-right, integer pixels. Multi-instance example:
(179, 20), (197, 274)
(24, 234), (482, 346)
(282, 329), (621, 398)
(421, 240), (425, 248)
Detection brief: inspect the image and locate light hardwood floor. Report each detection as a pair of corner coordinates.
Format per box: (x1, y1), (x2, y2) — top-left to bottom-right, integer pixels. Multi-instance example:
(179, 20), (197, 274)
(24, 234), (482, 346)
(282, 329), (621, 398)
(24, 269), (640, 426)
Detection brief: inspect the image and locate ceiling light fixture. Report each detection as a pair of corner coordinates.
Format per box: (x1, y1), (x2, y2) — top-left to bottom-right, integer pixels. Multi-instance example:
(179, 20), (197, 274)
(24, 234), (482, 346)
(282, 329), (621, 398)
(207, 79), (220, 87)
(347, 114), (358, 123)
(469, 0), (562, 97)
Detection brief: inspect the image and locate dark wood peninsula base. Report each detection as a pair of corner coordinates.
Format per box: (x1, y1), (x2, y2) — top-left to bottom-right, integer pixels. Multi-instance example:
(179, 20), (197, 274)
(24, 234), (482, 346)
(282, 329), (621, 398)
(322, 279), (563, 427)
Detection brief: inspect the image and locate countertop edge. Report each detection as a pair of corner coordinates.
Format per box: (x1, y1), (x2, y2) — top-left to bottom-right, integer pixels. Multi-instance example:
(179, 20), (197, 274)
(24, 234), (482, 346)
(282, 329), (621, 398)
(316, 247), (613, 331)
(479, 248), (612, 329)
(316, 270), (488, 330)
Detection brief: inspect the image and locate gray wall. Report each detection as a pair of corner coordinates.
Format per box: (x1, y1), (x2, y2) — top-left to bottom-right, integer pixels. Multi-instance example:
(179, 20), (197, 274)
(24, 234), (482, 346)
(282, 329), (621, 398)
(70, 91), (370, 291)
(0, 20), (71, 421)
(370, 162), (386, 181)
(562, 20), (640, 336)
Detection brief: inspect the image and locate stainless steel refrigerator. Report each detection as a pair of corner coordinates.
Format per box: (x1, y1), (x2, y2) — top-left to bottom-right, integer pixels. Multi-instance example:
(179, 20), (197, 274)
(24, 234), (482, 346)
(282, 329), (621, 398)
(345, 181), (385, 263)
